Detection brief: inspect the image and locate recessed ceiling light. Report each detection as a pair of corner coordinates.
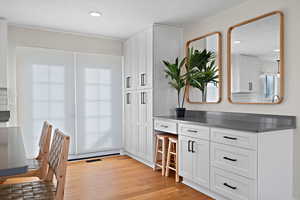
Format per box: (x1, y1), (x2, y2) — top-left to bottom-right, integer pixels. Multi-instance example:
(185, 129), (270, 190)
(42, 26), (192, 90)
(273, 49), (280, 52)
(89, 11), (102, 17)
(234, 40), (241, 44)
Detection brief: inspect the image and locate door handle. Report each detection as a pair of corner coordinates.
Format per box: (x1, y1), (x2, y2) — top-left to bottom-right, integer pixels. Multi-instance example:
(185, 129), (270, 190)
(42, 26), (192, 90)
(223, 156), (237, 162)
(223, 136), (237, 140)
(223, 182), (237, 190)
(191, 141), (195, 153)
(187, 129), (197, 133)
(188, 140), (191, 152)
(140, 73), (146, 86)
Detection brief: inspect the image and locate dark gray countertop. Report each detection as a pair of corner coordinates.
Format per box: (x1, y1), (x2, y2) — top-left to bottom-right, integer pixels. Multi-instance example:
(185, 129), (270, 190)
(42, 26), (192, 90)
(154, 110), (296, 133)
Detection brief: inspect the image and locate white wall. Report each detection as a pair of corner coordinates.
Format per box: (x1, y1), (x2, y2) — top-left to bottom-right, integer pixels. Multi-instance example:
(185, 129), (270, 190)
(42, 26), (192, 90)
(7, 25), (123, 125)
(183, 0), (300, 198)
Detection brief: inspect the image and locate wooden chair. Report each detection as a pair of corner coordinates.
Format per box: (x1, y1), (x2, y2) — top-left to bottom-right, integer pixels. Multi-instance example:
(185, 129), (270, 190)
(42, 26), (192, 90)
(0, 121), (52, 183)
(165, 136), (179, 182)
(0, 129), (70, 200)
(153, 134), (170, 176)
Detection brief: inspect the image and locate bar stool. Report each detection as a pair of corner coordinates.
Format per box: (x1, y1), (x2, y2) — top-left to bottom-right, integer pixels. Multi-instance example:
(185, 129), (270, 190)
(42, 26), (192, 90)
(165, 136), (179, 182)
(153, 134), (170, 176)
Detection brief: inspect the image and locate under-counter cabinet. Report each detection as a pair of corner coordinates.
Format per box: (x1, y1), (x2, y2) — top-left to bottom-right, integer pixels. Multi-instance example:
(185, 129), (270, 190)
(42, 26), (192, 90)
(154, 115), (295, 200)
(178, 124), (210, 189)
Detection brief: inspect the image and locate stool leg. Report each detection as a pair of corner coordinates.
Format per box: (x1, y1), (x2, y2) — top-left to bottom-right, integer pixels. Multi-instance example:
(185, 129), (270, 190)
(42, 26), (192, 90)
(175, 141), (180, 182)
(161, 138), (167, 176)
(153, 137), (159, 171)
(165, 140), (172, 177)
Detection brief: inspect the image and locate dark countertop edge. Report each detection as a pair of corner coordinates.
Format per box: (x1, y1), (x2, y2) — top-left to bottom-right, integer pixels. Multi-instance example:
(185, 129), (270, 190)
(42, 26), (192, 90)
(0, 165), (28, 177)
(153, 116), (296, 133)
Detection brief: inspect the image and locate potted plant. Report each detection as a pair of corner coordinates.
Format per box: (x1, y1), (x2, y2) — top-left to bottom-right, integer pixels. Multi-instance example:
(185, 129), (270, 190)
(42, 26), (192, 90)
(187, 48), (218, 102)
(162, 57), (187, 118)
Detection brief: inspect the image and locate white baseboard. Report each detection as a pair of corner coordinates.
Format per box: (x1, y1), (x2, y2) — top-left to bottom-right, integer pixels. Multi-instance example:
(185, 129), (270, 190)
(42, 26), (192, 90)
(123, 151), (154, 168)
(68, 149), (121, 160)
(182, 178), (228, 200)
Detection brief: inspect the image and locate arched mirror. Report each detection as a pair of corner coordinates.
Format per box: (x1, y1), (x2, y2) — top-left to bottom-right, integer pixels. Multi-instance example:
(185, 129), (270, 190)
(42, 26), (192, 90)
(228, 11), (284, 104)
(185, 32), (222, 104)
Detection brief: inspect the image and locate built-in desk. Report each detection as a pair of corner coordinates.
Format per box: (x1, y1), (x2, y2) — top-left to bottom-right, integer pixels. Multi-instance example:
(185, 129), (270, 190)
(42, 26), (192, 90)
(153, 111), (296, 200)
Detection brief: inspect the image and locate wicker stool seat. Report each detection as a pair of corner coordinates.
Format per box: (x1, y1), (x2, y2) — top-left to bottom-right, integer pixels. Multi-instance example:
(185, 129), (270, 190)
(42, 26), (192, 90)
(0, 181), (55, 200)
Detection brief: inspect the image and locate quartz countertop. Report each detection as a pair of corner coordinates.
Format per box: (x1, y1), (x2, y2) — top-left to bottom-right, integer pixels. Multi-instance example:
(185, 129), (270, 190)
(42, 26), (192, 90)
(154, 110), (296, 133)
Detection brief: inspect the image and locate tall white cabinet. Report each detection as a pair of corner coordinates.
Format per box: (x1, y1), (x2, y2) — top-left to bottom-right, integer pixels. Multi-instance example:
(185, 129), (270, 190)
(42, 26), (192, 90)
(123, 24), (183, 165)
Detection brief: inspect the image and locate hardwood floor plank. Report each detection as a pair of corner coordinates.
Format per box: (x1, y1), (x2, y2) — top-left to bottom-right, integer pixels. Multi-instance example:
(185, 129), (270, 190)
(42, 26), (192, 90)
(4, 156), (214, 200)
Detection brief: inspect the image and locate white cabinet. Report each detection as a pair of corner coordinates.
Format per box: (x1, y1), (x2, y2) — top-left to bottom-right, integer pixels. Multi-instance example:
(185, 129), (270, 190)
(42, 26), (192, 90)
(193, 138), (210, 187)
(210, 143), (257, 179)
(137, 89), (153, 162)
(0, 20), (7, 88)
(178, 135), (193, 180)
(124, 91), (138, 155)
(174, 121), (294, 200)
(178, 125), (210, 189)
(211, 167), (257, 200)
(123, 24), (182, 165)
(154, 119), (177, 134)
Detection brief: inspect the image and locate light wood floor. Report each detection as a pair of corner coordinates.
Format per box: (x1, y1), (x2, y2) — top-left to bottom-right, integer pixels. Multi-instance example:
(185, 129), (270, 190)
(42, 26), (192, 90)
(5, 156), (214, 200)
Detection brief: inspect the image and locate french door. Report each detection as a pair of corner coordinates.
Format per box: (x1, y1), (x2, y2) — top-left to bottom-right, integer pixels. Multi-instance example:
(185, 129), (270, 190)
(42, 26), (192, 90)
(17, 47), (122, 158)
(75, 53), (122, 154)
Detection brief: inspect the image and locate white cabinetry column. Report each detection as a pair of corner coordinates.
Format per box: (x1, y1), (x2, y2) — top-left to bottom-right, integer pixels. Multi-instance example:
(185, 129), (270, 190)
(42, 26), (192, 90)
(0, 19), (7, 88)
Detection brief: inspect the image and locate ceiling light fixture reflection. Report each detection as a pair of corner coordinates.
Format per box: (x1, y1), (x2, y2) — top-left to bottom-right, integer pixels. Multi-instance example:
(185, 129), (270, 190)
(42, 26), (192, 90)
(89, 11), (102, 17)
(273, 49), (280, 52)
(234, 40), (241, 44)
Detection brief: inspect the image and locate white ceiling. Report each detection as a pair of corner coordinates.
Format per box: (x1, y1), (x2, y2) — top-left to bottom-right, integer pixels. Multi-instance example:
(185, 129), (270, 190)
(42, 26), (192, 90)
(0, 0), (246, 39)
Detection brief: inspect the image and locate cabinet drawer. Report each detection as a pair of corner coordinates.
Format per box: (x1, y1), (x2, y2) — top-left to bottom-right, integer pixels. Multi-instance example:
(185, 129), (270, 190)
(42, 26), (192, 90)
(210, 143), (257, 179)
(211, 128), (257, 150)
(154, 120), (177, 134)
(179, 124), (210, 140)
(211, 167), (257, 200)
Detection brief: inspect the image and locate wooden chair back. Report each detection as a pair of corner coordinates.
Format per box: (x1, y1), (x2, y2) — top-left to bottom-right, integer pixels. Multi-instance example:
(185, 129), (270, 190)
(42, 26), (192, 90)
(38, 121), (53, 178)
(45, 129), (70, 200)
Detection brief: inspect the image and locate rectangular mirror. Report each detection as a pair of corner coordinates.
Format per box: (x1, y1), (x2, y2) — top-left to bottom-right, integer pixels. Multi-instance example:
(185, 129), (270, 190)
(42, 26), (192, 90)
(185, 32), (222, 104)
(228, 11), (284, 104)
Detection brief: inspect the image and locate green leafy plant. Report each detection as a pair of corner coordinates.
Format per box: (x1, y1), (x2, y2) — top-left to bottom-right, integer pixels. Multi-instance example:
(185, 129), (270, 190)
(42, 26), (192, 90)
(187, 48), (218, 102)
(162, 57), (187, 108)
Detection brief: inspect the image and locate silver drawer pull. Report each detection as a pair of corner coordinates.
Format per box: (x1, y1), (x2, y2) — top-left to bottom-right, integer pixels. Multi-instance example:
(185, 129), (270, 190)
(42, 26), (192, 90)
(223, 136), (237, 140)
(187, 129), (197, 133)
(160, 125), (168, 128)
(223, 156), (237, 162)
(223, 183), (237, 190)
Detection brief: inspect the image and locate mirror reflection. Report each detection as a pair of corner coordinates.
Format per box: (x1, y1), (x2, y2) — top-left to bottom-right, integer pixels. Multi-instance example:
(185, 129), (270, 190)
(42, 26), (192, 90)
(229, 12), (283, 103)
(186, 32), (221, 103)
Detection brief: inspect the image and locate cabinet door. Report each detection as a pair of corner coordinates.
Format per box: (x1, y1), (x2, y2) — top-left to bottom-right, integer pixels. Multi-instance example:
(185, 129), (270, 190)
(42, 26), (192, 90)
(124, 91), (133, 153)
(192, 139), (210, 188)
(137, 89), (153, 161)
(137, 31), (146, 89)
(124, 37), (137, 90)
(179, 135), (193, 180)
(137, 28), (153, 90)
(124, 91), (138, 155)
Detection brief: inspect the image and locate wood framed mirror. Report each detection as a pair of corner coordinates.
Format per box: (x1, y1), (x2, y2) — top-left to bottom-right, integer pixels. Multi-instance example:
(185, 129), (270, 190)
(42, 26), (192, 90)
(185, 32), (222, 104)
(228, 11), (284, 104)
